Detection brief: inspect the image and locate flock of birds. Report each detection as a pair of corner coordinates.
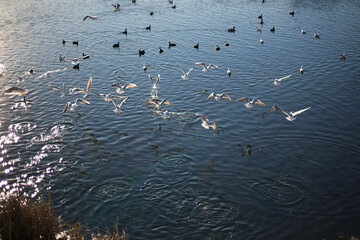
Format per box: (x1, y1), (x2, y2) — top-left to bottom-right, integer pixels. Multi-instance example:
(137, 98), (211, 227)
(0, 0), (348, 131)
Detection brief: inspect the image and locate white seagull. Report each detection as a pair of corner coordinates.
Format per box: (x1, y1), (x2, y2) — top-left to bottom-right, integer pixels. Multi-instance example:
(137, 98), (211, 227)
(195, 113), (216, 130)
(111, 96), (130, 115)
(49, 79), (66, 97)
(265, 72), (292, 86)
(35, 67), (67, 80)
(69, 75), (93, 98)
(300, 65), (304, 74)
(178, 66), (193, 80)
(227, 68), (231, 77)
(146, 98), (173, 110)
(112, 82), (137, 94)
(63, 98), (91, 112)
(280, 106), (311, 121)
(206, 92), (231, 101)
(195, 62), (219, 72)
(237, 97), (265, 110)
(1, 87), (28, 97)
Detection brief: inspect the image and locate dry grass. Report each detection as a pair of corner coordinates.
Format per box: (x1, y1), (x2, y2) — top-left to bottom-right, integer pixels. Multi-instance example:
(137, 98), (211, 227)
(0, 193), (129, 240)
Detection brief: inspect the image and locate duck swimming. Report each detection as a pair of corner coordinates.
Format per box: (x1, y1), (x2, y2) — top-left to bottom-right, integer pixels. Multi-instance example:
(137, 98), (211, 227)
(228, 26), (235, 32)
(113, 42), (120, 48)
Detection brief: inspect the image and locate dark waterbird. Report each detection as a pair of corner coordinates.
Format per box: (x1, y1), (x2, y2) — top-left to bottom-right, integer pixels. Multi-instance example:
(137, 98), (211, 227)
(82, 53), (90, 59)
(168, 41), (176, 48)
(340, 52), (346, 60)
(72, 41), (78, 45)
(270, 27), (275, 32)
(224, 42), (229, 47)
(258, 14), (262, 19)
(122, 28), (127, 35)
(146, 25), (151, 30)
(139, 49), (145, 56)
(62, 39), (66, 45)
(172, 5), (176, 9)
(193, 43), (199, 49)
(215, 44), (220, 51)
(113, 42), (119, 48)
(150, 11), (154, 15)
(228, 26), (235, 32)
(289, 11), (294, 16)
(158, 47), (163, 53)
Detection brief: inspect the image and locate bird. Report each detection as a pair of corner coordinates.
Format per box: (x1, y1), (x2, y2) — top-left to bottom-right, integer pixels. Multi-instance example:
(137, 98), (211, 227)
(150, 11), (154, 15)
(148, 74), (160, 90)
(300, 65), (304, 74)
(340, 52), (346, 60)
(1, 87), (28, 97)
(82, 15), (99, 22)
(168, 0), (173, 3)
(59, 54), (66, 61)
(224, 42), (229, 47)
(69, 75), (93, 98)
(113, 42), (120, 48)
(168, 41), (176, 48)
(72, 61), (80, 69)
(301, 28), (306, 34)
(265, 73), (292, 86)
(228, 26), (235, 32)
(206, 92), (231, 101)
(14, 96), (31, 108)
(112, 3), (120, 11)
(98, 93), (124, 102)
(280, 106), (311, 121)
(111, 96), (130, 115)
(132, 0), (136, 4)
(139, 49), (145, 56)
(146, 98), (173, 110)
(112, 82), (137, 94)
(258, 14), (263, 19)
(122, 28), (127, 35)
(178, 66), (193, 80)
(314, 33), (320, 39)
(158, 47), (163, 53)
(153, 109), (171, 120)
(259, 19), (264, 24)
(195, 62), (219, 72)
(256, 27), (262, 32)
(146, 25), (151, 30)
(28, 67), (34, 74)
(143, 63), (147, 72)
(172, 5), (176, 9)
(72, 41), (78, 45)
(35, 68), (67, 80)
(82, 53), (90, 59)
(63, 98), (91, 113)
(62, 39), (66, 45)
(260, 38), (264, 44)
(193, 43), (199, 49)
(237, 97), (265, 110)
(48, 79), (66, 97)
(215, 45), (220, 51)
(227, 68), (231, 77)
(270, 27), (275, 32)
(289, 11), (294, 16)
(195, 113), (216, 130)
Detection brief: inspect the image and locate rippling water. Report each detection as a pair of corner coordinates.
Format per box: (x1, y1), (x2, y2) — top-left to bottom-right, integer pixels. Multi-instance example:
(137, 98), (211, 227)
(1, 0), (360, 239)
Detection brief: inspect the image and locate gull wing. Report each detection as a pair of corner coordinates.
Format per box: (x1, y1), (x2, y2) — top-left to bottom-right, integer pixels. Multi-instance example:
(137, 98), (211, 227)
(187, 67), (194, 75)
(119, 96), (130, 108)
(281, 109), (291, 117)
(195, 113), (207, 122)
(110, 99), (118, 108)
(2, 87), (28, 96)
(195, 62), (206, 68)
(35, 72), (48, 80)
(221, 93), (231, 101)
(255, 99), (265, 106)
(49, 67), (67, 74)
(124, 83), (137, 89)
(206, 92), (215, 101)
(48, 84), (64, 93)
(178, 66), (186, 75)
(291, 106), (311, 116)
(82, 16), (89, 22)
(277, 74), (292, 82)
(210, 122), (216, 130)
(163, 99), (173, 105)
(156, 74), (160, 84)
(76, 98), (91, 105)
(63, 102), (71, 113)
(236, 97), (247, 102)
(209, 64), (219, 69)
(146, 99), (159, 105)
(86, 75), (92, 93)
(148, 74), (153, 82)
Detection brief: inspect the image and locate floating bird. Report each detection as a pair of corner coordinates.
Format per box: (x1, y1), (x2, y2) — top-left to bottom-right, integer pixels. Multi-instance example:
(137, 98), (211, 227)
(63, 98), (91, 113)
(72, 41), (78, 45)
(224, 42), (229, 47)
(48, 79), (66, 97)
(146, 25), (151, 30)
(35, 68), (67, 80)
(113, 42), (120, 48)
(178, 66), (193, 80)
(270, 27), (275, 32)
(301, 28), (306, 34)
(260, 38), (264, 44)
(82, 53), (90, 59)
(28, 67), (34, 74)
(260, 19), (264, 24)
(195, 113), (216, 130)
(72, 61), (80, 69)
(158, 47), (163, 53)
(289, 11), (294, 16)
(168, 0), (173, 3)
(82, 15), (99, 22)
(195, 62), (219, 72)
(150, 11), (154, 15)
(132, 0), (136, 4)
(300, 65), (304, 74)
(139, 49), (145, 56)
(228, 26), (235, 32)
(122, 28), (128, 35)
(314, 33), (320, 39)
(193, 43), (199, 49)
(227, 68), (231, 77)
(237, 97), (265, 109)
(69, 75), (93, 98)
(62, 39), (66, 45)
(111, 96), (130, 115)
(280, 106), (311, 121)
(265, 72), (292, 86)
(215, 44), (220, 51)
(1, 87), (28, 97)
(143, 63), (147, 72)
(258, 14), (263, 19)
(256, 27), (262, 32)
(340, 52), (346, 60)
(146, 98), (173, 110)
(206, 92), (231, 101)
(172, 5), (176, 9)
(113, 3), (120, 11)
(168, 41), (176, 48)
(59, 54), (66, 61)
(112, 82), (137, 94)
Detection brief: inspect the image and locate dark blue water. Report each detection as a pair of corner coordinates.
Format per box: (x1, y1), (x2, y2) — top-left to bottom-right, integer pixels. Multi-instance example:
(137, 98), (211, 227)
(1, 0), (360, 239)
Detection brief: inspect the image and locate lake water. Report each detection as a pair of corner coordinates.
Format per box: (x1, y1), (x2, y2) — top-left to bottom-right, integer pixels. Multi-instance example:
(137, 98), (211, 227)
(1, 0), (360, 239)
